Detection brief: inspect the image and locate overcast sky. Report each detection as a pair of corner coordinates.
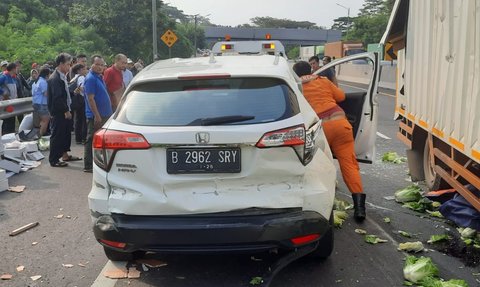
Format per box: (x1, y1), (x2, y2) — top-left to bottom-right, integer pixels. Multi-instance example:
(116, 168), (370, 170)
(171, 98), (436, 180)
(166, 0), (366, 28)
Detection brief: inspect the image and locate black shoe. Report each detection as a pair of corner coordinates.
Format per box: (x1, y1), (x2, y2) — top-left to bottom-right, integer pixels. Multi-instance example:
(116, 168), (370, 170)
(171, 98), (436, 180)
(352, 193), (366, 222)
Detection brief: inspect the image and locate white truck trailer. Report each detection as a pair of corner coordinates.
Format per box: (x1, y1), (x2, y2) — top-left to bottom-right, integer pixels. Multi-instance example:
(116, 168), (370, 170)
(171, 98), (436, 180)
(381, 0), (480, 210)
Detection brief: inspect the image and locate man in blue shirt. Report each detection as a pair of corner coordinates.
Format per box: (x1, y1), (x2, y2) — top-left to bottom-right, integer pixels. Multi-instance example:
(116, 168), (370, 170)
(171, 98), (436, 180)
(0, 62), (19, 134)
(83, 55), (113, 173)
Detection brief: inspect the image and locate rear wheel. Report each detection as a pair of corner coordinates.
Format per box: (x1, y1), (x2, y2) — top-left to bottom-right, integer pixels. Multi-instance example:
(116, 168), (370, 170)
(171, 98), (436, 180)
(307, 211), (334, 259)
(423, 139), (449, 190)
(103, 247), (135, 261)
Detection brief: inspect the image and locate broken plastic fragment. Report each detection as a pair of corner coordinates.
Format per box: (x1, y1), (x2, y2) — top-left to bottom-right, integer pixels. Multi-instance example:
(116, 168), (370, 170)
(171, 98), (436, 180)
(62, 264), (74, 268)
(30, 275), (42, 281)
(16, 265), (25, 272)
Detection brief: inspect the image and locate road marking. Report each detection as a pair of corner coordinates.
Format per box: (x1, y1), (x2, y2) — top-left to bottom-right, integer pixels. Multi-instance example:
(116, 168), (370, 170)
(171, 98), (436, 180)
(340, 82), (395, 98)
(91, 260), (125, 287)
(376, 132), (391, 140)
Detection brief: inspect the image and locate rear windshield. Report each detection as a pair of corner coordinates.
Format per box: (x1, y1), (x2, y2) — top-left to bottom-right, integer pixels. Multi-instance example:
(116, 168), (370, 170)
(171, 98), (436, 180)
(115, 77), (299, 126)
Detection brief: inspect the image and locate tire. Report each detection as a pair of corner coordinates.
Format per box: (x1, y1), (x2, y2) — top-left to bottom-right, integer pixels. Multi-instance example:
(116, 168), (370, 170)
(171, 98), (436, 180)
(103, 247), (134, 261)
(307, 211), (334, 259)
(423, 139), (449, 190)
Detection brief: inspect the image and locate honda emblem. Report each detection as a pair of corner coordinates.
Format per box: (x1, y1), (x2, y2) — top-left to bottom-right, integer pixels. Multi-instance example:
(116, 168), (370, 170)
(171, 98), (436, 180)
(195, 132), (210, 144)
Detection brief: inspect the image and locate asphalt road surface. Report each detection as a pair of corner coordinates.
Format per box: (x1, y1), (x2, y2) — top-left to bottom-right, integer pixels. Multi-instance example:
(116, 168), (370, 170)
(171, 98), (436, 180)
(0, 84), (479, 287)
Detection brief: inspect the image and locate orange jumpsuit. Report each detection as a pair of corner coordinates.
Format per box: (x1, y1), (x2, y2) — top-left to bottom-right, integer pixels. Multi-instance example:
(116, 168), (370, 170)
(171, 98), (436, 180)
(301, 75), (363, 193)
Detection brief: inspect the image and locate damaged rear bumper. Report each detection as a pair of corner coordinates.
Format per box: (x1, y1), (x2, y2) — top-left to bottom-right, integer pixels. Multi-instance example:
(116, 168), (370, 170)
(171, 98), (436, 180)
(92, 209), (331, 253)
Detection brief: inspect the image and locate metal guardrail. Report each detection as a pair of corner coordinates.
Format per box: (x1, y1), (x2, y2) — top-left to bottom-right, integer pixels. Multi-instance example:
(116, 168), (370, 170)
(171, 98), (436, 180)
(0, 98), (34, 120)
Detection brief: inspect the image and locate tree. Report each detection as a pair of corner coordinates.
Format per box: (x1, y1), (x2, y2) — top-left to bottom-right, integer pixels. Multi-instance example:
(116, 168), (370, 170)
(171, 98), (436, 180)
(331, 16), (353, 36)
(250, 16), (319, 29)
(333, 0), (394, 44)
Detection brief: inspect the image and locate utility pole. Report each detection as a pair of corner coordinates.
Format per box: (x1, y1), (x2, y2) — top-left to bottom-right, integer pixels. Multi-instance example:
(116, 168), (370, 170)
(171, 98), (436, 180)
(336, 3), (350, 35)
(193, 14), (199, 57)
(152, 0), (158, 60)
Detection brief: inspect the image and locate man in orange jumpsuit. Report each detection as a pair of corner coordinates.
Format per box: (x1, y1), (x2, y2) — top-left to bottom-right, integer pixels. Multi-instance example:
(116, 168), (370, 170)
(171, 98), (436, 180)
(293, 61), (366, 221)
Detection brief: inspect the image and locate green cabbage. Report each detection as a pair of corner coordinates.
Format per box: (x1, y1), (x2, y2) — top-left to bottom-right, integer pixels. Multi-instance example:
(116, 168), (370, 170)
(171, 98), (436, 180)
(427, 234), (450, 244)
(403, 255), (439, 283)
(398, 241), (424, 253)
(334, 210), (347, 228)
(365, 234), (388, 244)
(382, 151), (407, 163)
(395, 185), (423, 203)
(420, 277), (468, 287)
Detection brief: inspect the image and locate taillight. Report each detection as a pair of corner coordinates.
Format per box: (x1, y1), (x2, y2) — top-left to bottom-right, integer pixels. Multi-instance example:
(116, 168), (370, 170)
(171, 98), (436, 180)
(256, 125), (305, 148)
(100, 239), (126, 249)
(256, 123), (321, 165)
(290, 234), (320, 246)
(93, 129), (150, 171)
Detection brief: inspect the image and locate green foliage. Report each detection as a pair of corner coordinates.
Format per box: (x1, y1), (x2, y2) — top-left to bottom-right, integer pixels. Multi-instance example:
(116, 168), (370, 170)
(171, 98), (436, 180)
(0, 4), (107, 73)
(332, 0), (394, 44)
(287, 46), (299, 59)
(250, 16), (319, 29)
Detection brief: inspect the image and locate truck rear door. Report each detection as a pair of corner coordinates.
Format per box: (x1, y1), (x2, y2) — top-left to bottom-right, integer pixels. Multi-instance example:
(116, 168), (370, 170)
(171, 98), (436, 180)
(315, 52), (380, 163)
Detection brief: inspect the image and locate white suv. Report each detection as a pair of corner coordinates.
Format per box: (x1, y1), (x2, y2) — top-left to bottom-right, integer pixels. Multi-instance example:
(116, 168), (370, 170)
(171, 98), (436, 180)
(88, 52), (379, 261)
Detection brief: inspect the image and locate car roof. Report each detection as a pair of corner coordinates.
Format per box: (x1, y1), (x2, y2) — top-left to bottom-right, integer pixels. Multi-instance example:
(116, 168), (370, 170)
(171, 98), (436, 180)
(129, 55), (294, 86)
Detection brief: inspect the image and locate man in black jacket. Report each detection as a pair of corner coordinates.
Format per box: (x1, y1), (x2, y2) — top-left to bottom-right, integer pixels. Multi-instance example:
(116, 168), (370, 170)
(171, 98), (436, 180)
(47, 53), (82, 167)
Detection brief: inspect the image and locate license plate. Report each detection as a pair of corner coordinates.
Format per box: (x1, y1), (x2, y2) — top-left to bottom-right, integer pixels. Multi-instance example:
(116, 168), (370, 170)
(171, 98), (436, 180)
(167, 148), (241, 174)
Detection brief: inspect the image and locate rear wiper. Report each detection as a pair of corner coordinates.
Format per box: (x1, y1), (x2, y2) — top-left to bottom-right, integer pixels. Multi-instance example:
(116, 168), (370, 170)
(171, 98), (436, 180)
(187, 115), (255, 126)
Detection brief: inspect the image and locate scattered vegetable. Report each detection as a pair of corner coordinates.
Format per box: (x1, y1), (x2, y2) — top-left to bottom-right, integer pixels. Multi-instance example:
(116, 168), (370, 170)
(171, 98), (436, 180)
(382, 151), (407, 163)
(334, 198), (353, 211)
(384, 217), (391, 223)
(426, 210), (444, 218)
(399, 230), (412, 238)
(458, 227), (476, 239)
(403, 255), (439, 283)
(431, 201), (442, 209)
(420, 276), (468, 287)
(398, 241), (424, 253)
(395, 185), (423, 203)
(334, 210), (347, 228)
(427, 234), (450, 244)
(365, 234), (388, 244)
(355, 229), (367, 235)
(249, 277), (263, 285)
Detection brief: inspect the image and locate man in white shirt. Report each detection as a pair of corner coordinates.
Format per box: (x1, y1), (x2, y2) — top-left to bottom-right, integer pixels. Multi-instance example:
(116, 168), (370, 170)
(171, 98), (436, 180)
(123, 58), (134, 87)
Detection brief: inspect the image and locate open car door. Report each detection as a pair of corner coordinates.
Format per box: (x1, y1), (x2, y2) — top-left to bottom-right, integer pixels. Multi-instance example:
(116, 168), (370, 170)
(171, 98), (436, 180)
(315, 52), (380, 163)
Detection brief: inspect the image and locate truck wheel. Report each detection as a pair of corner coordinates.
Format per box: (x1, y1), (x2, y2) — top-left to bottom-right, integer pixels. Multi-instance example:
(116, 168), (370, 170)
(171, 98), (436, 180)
(103, 247), (134, 261)
(307, 211), (334, 259)
(423, 140), (449, 190)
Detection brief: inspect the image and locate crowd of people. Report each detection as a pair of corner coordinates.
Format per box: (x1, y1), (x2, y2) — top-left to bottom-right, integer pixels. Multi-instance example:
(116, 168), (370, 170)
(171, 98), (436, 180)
(0, 53), (144, 172)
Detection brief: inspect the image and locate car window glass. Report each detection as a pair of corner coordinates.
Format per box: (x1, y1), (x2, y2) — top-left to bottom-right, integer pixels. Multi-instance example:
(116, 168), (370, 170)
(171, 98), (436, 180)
(116, 78), (298, 126)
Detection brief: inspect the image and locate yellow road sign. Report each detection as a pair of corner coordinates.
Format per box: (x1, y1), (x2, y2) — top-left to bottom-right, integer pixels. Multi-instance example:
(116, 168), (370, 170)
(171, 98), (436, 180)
(384, 42), (397, 61)
(161, 29), (178, 48)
